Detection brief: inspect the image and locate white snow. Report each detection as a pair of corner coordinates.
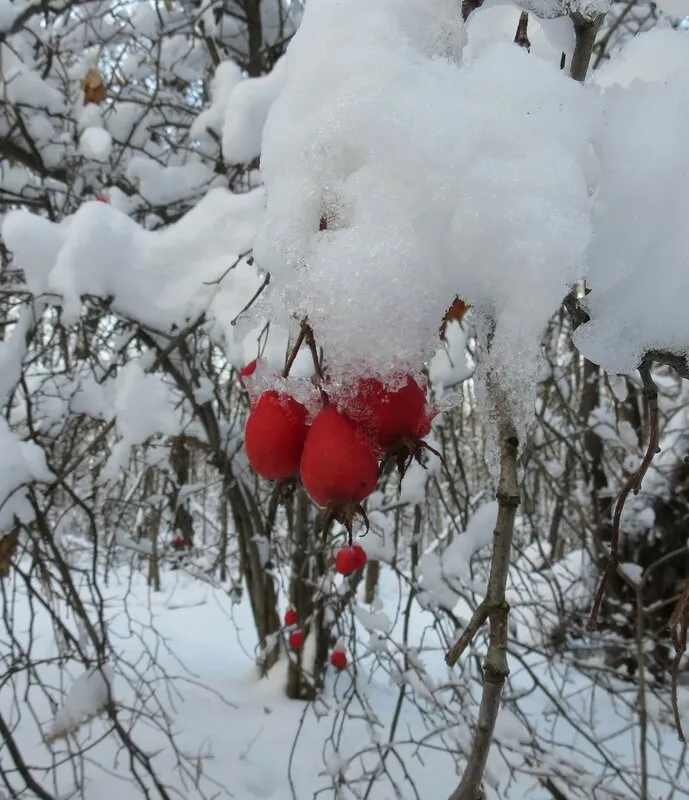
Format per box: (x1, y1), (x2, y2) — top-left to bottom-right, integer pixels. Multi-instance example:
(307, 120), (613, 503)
(254, 0), (598, 443)
(222, 58), (288, 164)
(3, 562), (684, 800)
(0, 416), (54, 534)
(574, 67), (689, 374)
(2, 188), (265, 336)
(46, 665), (115, 743)
(593, 27), (689, 88)
(79, 127), (113, 162)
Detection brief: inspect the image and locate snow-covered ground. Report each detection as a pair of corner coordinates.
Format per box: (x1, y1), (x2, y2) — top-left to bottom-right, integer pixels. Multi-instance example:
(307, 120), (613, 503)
(2, 560), (688, 799)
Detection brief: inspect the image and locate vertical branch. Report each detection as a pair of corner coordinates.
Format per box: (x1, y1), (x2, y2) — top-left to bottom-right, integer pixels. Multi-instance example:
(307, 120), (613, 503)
(447, 389), (520, 800)
(514, 12), (531, 51)
(569, 12), (605, 82)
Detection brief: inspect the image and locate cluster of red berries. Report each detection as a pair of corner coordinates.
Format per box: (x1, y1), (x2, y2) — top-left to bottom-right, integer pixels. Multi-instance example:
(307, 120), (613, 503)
(283, 607), (348, 670)
(239, 358), (437, 543)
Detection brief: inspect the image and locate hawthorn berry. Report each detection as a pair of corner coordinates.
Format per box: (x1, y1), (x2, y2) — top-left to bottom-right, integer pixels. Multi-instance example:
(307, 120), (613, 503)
(415, 405), (437, 439)
(330, 649), (347, 670)
(348, 374), (427, 449)
(245, 391), (309, 481)
(238, 359), (258, 389)
(300, 406), (379, 535)
(284, 607), (298, 627)
(289, 628), (305, 651)
(171, 536), (185, 551)
(335, 545), (366, 576)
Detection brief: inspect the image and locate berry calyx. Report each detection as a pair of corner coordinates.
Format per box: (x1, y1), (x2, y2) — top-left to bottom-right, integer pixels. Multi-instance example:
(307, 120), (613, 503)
(289, 629), (305, 651)
(300, 406), (379, 536)
(330, 649), (347, 670)
(335, 545), (366, 576)
(245, 391), (309, 481)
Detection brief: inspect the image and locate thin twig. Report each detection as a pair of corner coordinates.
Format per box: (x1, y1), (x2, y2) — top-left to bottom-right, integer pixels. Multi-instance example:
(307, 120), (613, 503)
(282, 320), (308, 378)
(668, 584), (689, 741)
(587, 360), (660, 630)
(445, 602), (489, 667)
(203, 250), (252, 285)
(230, 271), (270, 326)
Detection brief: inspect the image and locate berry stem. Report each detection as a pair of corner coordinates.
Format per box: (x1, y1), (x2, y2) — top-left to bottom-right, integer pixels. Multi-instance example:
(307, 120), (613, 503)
(282, 322), (307, 378)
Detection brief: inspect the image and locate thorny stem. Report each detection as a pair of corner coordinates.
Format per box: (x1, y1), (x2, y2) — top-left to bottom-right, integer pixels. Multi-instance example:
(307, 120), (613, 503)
(587, 361), (660, 630)
(446, 393), (520, 800)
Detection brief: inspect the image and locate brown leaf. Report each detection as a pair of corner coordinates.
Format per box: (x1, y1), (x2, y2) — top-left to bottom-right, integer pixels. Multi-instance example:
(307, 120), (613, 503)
(440, 295), (469, 340)
(81, 66), (107, 106)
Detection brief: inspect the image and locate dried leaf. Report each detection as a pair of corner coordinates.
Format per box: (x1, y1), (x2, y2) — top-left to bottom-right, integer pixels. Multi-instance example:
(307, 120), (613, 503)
(81, 66), (107, 106)
(440, 295), (469, 340)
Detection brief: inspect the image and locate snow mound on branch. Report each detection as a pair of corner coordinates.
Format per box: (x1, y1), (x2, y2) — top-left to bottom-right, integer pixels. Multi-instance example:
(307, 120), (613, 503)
(255, 0), (597, 435)
(575, 69), (689, 373)
(46, 665), (114, 744)
(79, 127), (112, 162)
(222, 58), (287, 164)
(593, 27), (689, 88)
(1, 188), (265, 334)
(0, 417), (54, 534)
(190, 60), (244, 140)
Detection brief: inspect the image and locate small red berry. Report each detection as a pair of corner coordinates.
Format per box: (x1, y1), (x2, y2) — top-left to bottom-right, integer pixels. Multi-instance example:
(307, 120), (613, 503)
(289, 629), (305, 651)
(239, 359), (258, 389)
(245, 391), (309, 481)
(335, 546), (364, 576)
(330, 649), (347, 670)
(171, 536), (185, 550)
(351, 544), (368, 570)
(284, 607), (298, 627)
(300, 406), (379, 508)
(95, 191), (109, 203)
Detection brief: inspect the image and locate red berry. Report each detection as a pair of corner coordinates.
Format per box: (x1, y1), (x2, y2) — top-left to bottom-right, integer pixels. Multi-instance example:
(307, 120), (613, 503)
(346, 375), (427, 448)
(335, 546), (364, 576)
(330, 649), (347, 670)
(415, 406), (436, 439)
(239, 359), (258, 389)
(351, 544), (368, 570)
(300, 406), (379, 508)
(289, 629), (305, 651)
(171, 536), (185, 550)
(95, 192), (109, 203)
(284, 607), (298, 627)
(245, 391), (309, 481)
